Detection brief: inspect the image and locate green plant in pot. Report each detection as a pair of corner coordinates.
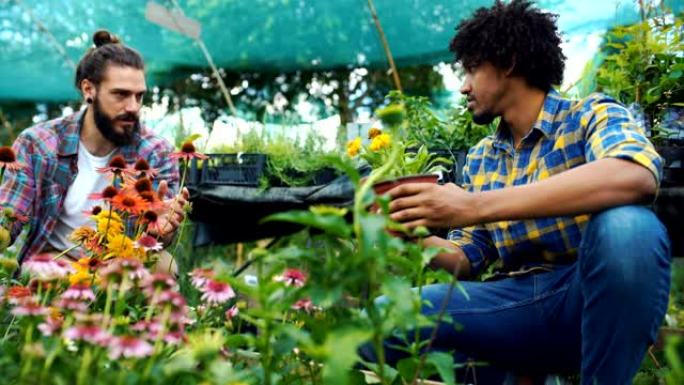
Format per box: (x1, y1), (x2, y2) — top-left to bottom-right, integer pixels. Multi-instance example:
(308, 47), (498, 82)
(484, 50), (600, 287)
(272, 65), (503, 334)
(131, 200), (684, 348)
(346, 103), (449, 197)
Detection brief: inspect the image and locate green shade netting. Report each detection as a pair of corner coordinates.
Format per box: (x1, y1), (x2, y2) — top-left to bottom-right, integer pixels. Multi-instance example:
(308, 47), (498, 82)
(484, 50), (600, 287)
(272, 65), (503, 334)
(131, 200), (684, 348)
(1, 0), (682, 102)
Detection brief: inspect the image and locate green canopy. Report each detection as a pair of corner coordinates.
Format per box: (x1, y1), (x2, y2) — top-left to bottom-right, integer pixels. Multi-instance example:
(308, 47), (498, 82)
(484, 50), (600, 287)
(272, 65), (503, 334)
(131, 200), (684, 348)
(1, 0), (682, 102)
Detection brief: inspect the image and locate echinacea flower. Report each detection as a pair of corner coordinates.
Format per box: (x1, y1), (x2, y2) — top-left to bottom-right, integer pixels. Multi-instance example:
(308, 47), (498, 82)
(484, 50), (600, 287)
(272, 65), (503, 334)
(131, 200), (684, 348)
(132, 158), (159, 178)
(200, 280), (235, 305)
(11, 299), (49, 317)
(291, 298), (315, 312)
(38, 313), (63, 336)
(107, 335), (153, 359)
(134, 234), (163, 253)
(169, 141), (208, 162)
(88, 185), (119, 202)
(96, 155), (133, 177)
(0, 146), (24, 172)
(346, 137), (362, 157)
(63, 325), (110, 346)
(6, 285), (31, 304)
(110, 192), (148, 215)
(61, 284), (95, 301)
(225, 305), (239, 320)
(274, 268), (307, 288)
(22, 254), (74, 281)
(53, 297), (89, 313)
(142, 272), (177, 297)
(188, 268), (214, 290)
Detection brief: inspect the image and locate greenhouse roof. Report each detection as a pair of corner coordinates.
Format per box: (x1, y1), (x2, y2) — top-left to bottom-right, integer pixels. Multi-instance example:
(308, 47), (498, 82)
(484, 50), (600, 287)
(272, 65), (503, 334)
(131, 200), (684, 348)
(1, 0), (682, 102)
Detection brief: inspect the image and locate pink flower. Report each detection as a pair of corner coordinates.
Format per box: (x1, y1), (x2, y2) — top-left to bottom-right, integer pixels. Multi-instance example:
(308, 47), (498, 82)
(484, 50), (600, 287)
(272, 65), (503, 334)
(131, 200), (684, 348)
(225, 305), (239, 320)
(152, 290), (187, 313)
(100, 258), (150, 287)
(292, 298), (315, 313)
(22, 254), (73, 280)
(54, 297), (90, 313)
(188, 268), (214, 290)
(63, 325), (111, 345)
(142, 272), (177, 296)
(107, 335), (154, 359)
(200, 280), (235, 305)
(11, 300), (49, 317)
(274, 268), (307, 288)
(134, 235), (163, 252)
(61, 284), (95, 302)
(38, 314), (63, 336)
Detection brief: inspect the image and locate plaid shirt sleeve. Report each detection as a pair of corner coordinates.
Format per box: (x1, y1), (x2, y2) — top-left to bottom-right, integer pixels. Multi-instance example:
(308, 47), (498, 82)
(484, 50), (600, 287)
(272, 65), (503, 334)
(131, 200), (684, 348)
(0, 133), (36, 242)
(582, 94), (663, 185)
(446, 147), (498, 276)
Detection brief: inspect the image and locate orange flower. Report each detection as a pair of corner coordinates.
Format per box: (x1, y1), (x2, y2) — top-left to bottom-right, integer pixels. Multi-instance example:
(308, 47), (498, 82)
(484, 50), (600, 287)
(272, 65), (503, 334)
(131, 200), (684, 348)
(110, 191), (148, 215)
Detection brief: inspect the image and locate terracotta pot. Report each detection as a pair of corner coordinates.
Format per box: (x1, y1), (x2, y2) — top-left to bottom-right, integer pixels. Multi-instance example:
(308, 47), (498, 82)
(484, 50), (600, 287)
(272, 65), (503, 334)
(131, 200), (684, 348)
(371, 174), (439, 196)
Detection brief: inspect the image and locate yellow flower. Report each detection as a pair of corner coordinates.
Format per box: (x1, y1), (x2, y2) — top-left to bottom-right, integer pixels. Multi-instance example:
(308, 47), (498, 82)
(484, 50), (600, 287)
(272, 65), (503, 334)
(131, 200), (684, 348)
(69, 270), (92, 286)
(367, 127), (382, 139)
(369, 133), (391, 152)
(70, 226), (97, 244)
(346, 137), (362, 157)
(105, 234), (136, 259)
(96, 216), (124, 240)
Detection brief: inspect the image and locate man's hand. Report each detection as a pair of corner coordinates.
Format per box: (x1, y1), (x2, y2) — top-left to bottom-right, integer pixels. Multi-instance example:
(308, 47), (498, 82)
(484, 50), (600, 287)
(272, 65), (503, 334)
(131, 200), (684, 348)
(149, 180), (190, 246)
(387, 182), (481, 230)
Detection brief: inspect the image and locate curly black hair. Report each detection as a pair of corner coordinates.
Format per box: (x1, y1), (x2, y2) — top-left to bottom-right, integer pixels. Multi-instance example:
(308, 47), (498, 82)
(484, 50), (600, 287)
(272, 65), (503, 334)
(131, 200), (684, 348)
(448, 0), (566, 92)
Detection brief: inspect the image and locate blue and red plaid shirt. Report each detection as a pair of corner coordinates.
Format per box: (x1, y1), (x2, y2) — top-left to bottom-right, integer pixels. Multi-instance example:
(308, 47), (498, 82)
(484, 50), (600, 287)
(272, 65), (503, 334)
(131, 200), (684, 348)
(448, 90), (663, 277)
(0, 110), (179, 262)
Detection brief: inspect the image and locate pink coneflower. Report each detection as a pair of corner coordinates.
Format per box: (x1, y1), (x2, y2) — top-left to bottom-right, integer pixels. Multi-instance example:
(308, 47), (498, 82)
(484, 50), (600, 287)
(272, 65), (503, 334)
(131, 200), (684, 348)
(53, 297), (89, 313)
(225, 305), (239, 320)
(142, 272), (177, 297)
(11, 299), (49, 317)
(107, 335), (154, 359)
(152, 290), (187, 313)
(100, 258), (150, 286)
(200, 279), (235, 305)
(38, 314), (63, 336)
(61, 284), (96, 302)
(132, 158), (159, 179)
(134, 234), (163, 252)
(96, 155), (133, 177)
(169, 141), (208, 162)
(291, 298), (315, 313)
(274, 268), (307, 288)
(6, 285), (31, 304)
(64, 325), (111, 346)
(188, 268), (214, 290)
(88, 185), (119, 202)
(0, 146), (25, 172)
(22, 254), (74, 281)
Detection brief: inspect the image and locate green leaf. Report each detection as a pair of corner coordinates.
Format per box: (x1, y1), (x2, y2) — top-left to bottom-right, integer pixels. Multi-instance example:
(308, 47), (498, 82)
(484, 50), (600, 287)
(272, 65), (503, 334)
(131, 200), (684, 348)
(426, 351), (456, 385)
(262, 210), (351, 237)
(321, 329), (373, 385)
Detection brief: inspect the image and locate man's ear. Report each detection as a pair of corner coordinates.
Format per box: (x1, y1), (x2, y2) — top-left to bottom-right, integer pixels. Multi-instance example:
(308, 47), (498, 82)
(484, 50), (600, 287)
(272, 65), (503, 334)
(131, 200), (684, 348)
(81, 79), (96, 103)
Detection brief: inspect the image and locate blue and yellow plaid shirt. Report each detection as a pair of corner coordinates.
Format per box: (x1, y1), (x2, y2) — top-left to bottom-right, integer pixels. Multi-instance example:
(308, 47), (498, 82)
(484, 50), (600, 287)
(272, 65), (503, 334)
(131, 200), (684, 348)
(448, 90), (662, 277)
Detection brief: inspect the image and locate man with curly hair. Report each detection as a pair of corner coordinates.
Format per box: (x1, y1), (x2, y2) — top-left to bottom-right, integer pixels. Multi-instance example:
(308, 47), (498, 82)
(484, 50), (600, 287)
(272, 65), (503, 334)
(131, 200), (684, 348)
(369, 1), (671, 383)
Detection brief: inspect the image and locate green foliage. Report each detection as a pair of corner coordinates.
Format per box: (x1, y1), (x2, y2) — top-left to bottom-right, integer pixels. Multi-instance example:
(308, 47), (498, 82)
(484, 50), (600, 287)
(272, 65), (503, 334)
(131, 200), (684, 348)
(593, 13), (684, 136)
(388, 91), (497, 151)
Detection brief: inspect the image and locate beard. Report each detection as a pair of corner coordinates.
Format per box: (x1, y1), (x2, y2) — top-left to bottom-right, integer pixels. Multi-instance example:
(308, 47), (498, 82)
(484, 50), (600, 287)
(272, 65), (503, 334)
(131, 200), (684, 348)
(471, 111), (497, 125)
(92, 97), (140, 146)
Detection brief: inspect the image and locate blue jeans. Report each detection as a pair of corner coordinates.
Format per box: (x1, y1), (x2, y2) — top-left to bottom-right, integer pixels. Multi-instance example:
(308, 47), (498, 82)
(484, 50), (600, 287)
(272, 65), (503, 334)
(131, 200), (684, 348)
(361, 205), (671, 385)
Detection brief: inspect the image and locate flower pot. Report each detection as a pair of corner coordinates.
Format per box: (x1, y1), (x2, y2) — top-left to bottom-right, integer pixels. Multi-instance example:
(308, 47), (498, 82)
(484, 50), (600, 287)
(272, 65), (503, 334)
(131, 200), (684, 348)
(371, 174), (439, 196)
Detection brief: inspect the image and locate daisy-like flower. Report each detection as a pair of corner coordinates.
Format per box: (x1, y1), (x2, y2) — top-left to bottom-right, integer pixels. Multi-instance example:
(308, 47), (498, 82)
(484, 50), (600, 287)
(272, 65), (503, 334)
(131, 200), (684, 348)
(53, 297), (89, 313)
(22, 253), (74, 281)
(132, 158), (159, 178)
(134, 234), (163, 253)
(105, 234), (136, 259)
(61, 284), (96, 301)
(188, 268), (214, 290)
(11, 299), (49, 317)
(0, 146), (25, 172)
(142, 272), (177, 297)
(200, 279), (236, 305)
(291, 298), (315, 312)
(133, 177), (153, 194)
(38, 312), (64, 336)
(88, 185), (119, 202)
(368, 127), (382, 139)
(274, 268), (307, 288)
(6, 285), (31, 304)
(169, 141), (209, 162)
(152, 290), (187, 314)
(108, 335), (154, 359)
(63, 325), (111, 346)
(99, 258), (149, 287)
(96, 154), (132, 177)
(369, 133), (391, 152)
(110, 191), (148, 216)
(225, 305), (239, 320)
(346, 137), (362, 157)
(69, 226), (98, 245)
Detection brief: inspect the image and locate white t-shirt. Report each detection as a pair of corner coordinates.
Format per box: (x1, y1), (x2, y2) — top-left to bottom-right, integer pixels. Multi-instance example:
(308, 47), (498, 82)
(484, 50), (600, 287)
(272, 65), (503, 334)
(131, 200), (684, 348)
(46, 141), (113, 256)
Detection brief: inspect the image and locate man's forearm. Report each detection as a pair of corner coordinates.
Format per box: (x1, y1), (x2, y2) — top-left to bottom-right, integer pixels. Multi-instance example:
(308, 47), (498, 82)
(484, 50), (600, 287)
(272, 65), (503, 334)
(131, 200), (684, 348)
(475, 158), (657, 223)
(423, 236), (472, 279)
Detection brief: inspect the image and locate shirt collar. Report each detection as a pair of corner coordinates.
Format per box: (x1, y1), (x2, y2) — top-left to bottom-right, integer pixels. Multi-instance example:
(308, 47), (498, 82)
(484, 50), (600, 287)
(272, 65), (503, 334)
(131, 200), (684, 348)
(492, 89), (564, 151)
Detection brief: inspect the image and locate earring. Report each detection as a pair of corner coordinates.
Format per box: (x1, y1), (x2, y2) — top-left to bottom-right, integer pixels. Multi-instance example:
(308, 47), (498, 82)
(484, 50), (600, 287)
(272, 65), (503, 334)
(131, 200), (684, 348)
(86, 97), (93, 104)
